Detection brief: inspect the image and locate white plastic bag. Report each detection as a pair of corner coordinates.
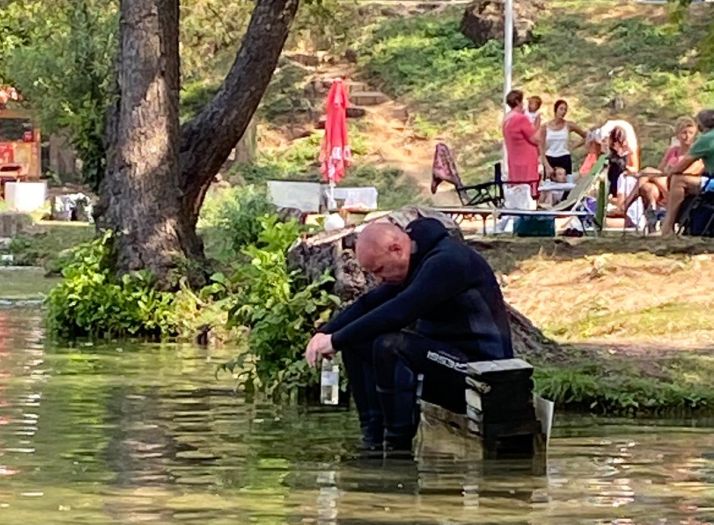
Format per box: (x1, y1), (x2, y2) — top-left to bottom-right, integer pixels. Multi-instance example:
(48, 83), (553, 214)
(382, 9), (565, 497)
(504, 184), (536, 210)
(324, 213), (345, 232)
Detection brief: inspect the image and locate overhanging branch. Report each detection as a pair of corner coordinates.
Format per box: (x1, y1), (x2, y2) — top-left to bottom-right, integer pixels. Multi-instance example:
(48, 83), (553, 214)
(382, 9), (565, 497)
(178, 0), (300, 219)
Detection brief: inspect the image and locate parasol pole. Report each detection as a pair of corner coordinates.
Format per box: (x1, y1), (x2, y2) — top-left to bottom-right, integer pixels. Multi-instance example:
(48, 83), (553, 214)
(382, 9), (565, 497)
(328, 178), (337, 210)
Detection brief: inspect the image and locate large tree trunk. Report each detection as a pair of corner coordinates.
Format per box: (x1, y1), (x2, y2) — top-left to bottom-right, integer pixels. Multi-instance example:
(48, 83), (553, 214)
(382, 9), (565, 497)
(96, 0), (300, 284)
(96, 0), (188, 284)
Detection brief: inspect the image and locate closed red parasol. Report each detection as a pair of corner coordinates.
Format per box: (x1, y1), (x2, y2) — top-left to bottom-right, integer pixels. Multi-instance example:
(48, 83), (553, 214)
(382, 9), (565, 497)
(320, 79), (351, 188)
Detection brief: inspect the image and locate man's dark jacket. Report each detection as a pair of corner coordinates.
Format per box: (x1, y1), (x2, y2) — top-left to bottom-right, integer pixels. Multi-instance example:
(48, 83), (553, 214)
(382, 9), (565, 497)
(320, 218), (513, 360)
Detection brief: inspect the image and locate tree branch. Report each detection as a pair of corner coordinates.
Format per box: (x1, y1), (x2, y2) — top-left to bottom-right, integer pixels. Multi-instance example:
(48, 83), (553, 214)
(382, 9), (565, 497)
(178, 0), (300, 221)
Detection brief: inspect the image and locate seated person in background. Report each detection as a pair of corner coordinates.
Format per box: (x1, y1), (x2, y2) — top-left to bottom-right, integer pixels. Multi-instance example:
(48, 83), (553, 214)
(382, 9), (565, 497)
(579, 132), (603, 176)
(553, 166), (568, 184)
(580, 118), (639, 177)
(539, 166), (568, 207)
(599, 119), (640, 172)
(606, 126), (643, 227)
(662, 110), (714, 236)
(621, 117), (702, 232)
(304, 218), (513, 452)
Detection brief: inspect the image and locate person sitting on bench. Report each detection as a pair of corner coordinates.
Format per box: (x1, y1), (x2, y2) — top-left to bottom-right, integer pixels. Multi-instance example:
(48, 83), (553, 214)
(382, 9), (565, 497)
(663, 109), (714, 235)
(304, 218), (513, 452)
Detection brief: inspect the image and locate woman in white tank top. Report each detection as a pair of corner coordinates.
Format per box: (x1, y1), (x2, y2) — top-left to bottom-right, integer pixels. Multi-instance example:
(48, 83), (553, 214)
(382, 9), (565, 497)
(539, 99), (587, 178)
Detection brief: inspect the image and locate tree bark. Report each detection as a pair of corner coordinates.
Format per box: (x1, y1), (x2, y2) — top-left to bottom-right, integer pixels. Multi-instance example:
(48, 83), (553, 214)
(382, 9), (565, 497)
(96, 0), (187, 284)
(96, 0), (300, 284)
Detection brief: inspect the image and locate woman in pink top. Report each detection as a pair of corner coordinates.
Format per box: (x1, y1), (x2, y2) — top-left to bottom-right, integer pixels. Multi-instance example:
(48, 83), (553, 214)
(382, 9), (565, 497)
(661, 117), (704, 235)
(503, 90), (541, 197)
(621, 117), (702, 232)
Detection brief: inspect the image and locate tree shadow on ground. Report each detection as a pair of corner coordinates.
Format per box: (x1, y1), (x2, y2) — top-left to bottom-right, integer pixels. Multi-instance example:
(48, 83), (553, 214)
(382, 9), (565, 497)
(468, 235), (714, 276)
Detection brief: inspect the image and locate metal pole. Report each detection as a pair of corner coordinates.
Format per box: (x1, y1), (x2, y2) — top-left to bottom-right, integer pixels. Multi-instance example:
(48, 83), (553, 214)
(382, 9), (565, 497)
(503, 0), (514, 111)
(502, 0), (514, 181)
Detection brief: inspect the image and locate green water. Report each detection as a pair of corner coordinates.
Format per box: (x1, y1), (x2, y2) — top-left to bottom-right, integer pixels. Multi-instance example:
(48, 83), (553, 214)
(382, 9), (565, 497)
(1, 307), (713, 524)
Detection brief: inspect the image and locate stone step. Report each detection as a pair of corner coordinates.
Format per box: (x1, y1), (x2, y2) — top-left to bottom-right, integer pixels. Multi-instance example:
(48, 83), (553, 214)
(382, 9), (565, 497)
(348, 81), (369, 93)
(346, 106), (366, 119)
(350, 91), (389, 106)
(390, 105), (409, 122)
(316, 106), (367, 127)
(285, 53), (320, 67)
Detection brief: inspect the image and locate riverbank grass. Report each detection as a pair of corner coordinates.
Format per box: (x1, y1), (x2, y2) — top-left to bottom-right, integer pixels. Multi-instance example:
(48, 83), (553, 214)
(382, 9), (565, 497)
(482, 237), (714, 414)
(6, 221), (94, 272)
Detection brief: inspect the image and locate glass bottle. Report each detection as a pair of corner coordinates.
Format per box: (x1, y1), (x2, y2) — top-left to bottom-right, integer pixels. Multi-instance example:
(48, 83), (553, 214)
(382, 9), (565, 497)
(320, 359), (340, 406)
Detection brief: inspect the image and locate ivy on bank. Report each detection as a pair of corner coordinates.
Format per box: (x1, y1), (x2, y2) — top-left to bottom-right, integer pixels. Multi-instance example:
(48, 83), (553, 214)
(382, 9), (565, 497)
(46, 231), (180, 339)
(46, 199), (340, 394)
(214, 215), (340, 394)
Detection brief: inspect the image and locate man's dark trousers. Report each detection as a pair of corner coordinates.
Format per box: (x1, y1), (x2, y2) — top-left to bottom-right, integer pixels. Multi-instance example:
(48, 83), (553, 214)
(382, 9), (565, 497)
(340, 331), (472, 450)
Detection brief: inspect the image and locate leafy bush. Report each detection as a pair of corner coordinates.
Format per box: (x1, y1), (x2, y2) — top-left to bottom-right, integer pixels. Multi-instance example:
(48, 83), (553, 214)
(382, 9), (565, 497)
(289, 0), (363, 52)
(199, 185), (276, 260)
(216, 216), (340, 395)
(46, 232), (179, 339)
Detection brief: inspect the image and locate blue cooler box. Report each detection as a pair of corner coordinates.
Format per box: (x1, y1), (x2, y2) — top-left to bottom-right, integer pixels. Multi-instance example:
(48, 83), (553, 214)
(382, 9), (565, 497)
(514, 216), (556, 237)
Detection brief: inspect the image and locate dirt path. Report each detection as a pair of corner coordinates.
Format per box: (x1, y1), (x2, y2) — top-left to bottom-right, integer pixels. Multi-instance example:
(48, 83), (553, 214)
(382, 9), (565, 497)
(359, 100), (436, 194)
(291, 60), (438, 196)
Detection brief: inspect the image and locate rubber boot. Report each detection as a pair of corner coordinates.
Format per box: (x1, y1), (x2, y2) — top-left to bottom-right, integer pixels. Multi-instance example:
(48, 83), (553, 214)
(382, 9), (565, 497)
(377, 361), (419, 456)
(340, 345), (385, 452)
(358, 410), (384, 452)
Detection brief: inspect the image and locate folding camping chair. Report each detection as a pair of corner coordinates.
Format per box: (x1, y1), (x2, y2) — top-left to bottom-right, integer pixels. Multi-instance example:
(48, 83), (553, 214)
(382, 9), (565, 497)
(430, 143), (504, 208)
(541, 155), (607, 213)
(677, 173), (714, 237)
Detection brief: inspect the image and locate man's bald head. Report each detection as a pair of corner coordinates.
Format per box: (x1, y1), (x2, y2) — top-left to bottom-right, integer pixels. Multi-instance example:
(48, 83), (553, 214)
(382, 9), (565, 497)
(356, 222), (405, 259)
(356, 222), (412, 284)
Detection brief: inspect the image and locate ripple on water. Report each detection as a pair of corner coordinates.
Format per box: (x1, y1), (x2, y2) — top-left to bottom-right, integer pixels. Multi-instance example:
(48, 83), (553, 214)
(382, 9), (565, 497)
(1, 308), (714, 524)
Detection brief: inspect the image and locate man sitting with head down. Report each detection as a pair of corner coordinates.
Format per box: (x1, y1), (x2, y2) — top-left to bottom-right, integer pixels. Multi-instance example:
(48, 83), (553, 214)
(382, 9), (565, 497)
(304, 217), (513, 452)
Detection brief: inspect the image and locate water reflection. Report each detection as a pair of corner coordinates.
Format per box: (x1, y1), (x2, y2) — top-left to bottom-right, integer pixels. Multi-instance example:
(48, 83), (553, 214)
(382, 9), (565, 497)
(0, 308), (713, 524)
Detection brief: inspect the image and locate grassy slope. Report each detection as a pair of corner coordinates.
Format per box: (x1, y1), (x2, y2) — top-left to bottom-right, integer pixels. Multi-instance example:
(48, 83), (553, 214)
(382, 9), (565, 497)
(186, 1), (714, 413)
(358, 0), (714, 182)
(476, 237), (714, 414)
